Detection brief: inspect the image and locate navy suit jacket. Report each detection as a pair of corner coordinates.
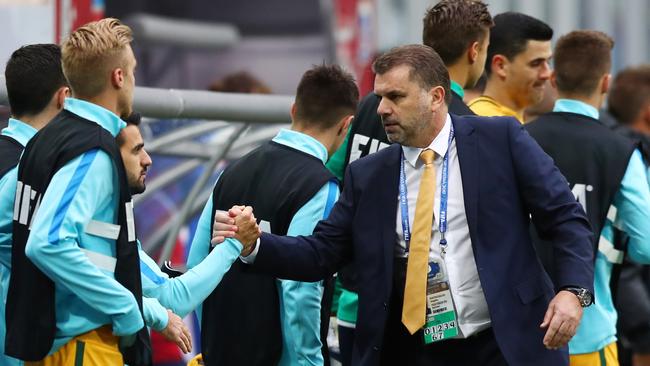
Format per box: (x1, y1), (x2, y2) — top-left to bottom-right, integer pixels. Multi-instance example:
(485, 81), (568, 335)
(254, 115), (594, 366)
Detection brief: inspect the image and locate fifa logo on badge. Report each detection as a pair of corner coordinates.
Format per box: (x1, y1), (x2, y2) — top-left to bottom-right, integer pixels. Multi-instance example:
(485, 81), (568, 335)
(428, 262), (443, 282)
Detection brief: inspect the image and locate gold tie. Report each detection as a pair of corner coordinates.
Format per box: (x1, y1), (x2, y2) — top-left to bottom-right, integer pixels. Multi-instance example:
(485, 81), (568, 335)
(402, 149), (436, 334)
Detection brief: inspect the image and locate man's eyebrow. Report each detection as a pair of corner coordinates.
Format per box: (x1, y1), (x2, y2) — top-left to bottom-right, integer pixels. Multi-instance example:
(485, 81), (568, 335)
(375, 88), (404, 97)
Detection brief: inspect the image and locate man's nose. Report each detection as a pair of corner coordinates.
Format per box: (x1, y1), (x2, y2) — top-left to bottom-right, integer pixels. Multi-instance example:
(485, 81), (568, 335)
(142, 149), (152, 168)
(377, 98), (391, 117)
(539, 61), (552, 80)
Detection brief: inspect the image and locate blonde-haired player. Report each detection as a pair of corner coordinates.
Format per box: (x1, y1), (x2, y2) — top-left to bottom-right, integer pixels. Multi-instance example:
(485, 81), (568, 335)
(6, 18), (182, 366)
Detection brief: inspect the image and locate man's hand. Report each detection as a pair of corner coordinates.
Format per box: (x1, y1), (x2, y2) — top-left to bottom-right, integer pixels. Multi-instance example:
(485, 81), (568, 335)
(540, 290), (583, 349)
(210, 205), (261, 255)
(159, 310), (192, 354)
(210, 208), (239, 245)
(234, 206), (261, 256)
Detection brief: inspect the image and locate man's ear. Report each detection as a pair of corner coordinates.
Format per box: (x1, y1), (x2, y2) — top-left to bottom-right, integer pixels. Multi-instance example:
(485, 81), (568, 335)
(55, 86), (70, 109)
(429, 85), (446, 112)
(601, 73), (611, 95)
(339, 115), (354, 136)
(492, 54), (508, 79)
(290, 102), (297, 121)
(468, 41), (480, 64)
(549, 70), (558, 89)
(111, 67), (125, 89)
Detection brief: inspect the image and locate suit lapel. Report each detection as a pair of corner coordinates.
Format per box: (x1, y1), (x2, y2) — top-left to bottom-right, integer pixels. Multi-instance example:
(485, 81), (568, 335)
(453, 116), (479, 242)
(379, 144), (401, 291)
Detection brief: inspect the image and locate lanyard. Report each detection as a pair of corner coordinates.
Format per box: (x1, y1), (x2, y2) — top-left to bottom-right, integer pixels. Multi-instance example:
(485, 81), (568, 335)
(399, 124), (455, 256)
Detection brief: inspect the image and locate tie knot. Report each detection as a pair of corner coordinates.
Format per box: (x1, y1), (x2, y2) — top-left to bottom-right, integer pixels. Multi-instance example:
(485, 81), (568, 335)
(419, 149), (435, 165)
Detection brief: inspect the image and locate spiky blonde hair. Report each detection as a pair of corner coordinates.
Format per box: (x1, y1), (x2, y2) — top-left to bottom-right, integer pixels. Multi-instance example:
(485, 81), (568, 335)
(61, 18), (133, 97)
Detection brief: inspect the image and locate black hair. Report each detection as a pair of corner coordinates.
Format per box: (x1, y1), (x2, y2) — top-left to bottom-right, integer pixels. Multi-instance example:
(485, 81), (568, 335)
(5, 44), (67, 118)
(485, 12), (553, 75)
(294, 64), (359, 130)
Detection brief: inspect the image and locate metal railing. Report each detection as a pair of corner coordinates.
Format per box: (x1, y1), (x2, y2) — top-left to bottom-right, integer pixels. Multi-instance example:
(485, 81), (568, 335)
(0, 76), (293, 123)
(0, 77), (293, 263)
(125, 13), (240, 50)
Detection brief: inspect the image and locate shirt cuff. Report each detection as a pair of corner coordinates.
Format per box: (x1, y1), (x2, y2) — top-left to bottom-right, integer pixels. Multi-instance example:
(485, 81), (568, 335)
(239, 238), (260, 264)
(141, 296), (169, 332)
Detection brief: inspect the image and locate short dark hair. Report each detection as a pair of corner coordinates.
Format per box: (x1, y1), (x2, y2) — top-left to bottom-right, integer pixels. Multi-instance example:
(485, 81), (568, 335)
(422, 0), (493, 65)
(372, 44), (451, 104)
(485, 12), (553, 76)
(5, 44), (67, 118)
(124, 112), (141, 126)
(116, 112), (141, 146)
(554, 30), (613, 96)
(608, 65), (650, 125)
(294, 64), (359, 130)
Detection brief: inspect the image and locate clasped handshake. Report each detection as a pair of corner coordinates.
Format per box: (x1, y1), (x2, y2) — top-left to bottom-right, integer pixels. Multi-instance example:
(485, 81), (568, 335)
(210, 205), (261, 256)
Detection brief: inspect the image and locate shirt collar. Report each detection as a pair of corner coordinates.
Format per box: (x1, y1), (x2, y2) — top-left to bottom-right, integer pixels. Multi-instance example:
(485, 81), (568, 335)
(450, 80), (465, 99)
(1, 118), (38, 146)
(553, 99), (599, 120)
(402, 113), (452, 168)
(474, 96), (524, 122)
(64, 97), (126, 137)
(271, 128), (329, 164)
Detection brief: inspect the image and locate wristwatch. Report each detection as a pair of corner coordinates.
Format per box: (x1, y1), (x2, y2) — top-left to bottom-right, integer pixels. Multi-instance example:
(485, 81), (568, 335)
(563, 287), (593, 307)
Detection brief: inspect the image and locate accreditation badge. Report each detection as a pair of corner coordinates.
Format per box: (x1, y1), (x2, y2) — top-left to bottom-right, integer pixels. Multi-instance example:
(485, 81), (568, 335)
(423, 261), (459, 344)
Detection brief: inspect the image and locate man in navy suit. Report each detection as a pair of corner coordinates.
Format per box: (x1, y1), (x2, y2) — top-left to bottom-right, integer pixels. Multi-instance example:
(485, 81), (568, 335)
(225, 44), (594, 366)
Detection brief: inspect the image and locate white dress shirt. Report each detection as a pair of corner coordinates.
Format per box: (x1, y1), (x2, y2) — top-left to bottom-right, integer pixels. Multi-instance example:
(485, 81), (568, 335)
(396, 114), (491, 337)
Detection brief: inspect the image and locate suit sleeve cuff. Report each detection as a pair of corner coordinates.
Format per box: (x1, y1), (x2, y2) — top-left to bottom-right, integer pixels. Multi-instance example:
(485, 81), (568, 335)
(239, 238), (260, 264)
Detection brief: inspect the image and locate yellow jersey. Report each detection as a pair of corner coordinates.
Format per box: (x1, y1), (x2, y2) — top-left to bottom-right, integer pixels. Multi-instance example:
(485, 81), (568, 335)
(468, 95), (524, 123)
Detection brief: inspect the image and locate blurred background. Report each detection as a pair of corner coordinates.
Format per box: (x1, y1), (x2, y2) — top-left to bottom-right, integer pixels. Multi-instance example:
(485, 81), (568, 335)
(2, 0), (649, 93)
(0, 0), (649, 364)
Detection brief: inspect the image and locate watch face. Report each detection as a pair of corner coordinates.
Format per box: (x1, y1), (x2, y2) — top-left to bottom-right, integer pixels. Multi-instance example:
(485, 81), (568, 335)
(575, 288), (592, 307)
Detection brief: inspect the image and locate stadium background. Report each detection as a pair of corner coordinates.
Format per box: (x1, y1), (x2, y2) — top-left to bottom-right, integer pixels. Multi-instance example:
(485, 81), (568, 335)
(0, 0), (649, 364)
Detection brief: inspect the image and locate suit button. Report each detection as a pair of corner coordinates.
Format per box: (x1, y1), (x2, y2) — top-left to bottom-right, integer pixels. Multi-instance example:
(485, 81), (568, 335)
(383, 302), (388, 310)
(373, 346), (379, 351)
